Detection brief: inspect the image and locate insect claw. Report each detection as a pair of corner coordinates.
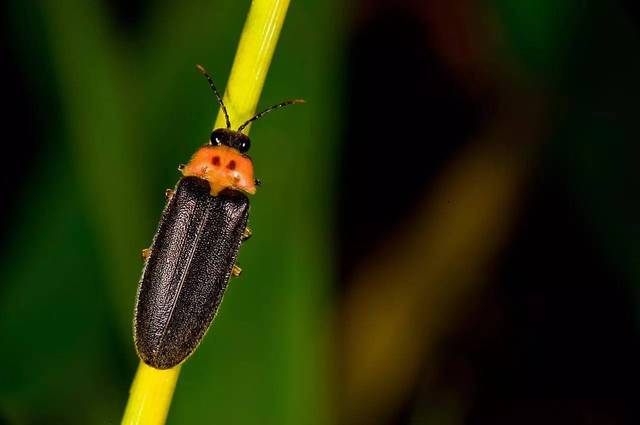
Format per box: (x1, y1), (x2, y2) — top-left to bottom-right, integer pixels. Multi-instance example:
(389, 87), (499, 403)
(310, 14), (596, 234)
(232, 264), (242, 277)
(242, 227), (252, 241)
(165, 189), (175, 200)
(141, 248), (152, 260)
(178, 164), (186, 172)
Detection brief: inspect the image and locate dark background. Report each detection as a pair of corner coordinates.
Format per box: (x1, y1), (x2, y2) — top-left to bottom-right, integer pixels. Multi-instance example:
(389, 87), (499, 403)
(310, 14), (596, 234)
(1, 0), (639, 424)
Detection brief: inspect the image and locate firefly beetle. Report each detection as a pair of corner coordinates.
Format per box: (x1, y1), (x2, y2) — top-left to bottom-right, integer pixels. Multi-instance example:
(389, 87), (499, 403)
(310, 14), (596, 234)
(133, 65), (304, 369)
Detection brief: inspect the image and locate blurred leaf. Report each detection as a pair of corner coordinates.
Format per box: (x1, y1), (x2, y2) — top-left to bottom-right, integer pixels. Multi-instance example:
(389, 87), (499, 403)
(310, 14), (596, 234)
(493, 0), (584, 83)
(0, 151), (123, 423)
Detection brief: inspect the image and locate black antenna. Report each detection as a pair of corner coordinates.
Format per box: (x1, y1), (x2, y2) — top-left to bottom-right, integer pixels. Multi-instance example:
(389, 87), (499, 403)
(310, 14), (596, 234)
(237, 99), (305, 133)
(196, 64), (231, 129)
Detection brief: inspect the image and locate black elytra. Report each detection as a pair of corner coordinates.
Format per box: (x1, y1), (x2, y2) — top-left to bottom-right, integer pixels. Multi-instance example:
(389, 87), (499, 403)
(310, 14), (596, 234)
(134, 177), (249, 369)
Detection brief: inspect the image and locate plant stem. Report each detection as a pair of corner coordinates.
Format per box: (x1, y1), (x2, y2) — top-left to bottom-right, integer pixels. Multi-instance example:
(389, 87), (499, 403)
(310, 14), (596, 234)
(214, 0), (292, 132)
(121, 0), (292, 423)
(121, 363), (181, 425)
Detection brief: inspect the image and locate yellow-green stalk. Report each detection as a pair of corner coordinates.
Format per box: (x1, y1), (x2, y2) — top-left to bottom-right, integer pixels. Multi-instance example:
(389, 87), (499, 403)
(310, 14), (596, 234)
(213, 0), (291, 130)
(121, 0), (292, 423)
(121, 364), (181, 425)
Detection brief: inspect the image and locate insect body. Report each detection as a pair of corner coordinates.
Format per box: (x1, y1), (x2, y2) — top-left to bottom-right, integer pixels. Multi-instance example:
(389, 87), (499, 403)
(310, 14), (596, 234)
(182, 130), (257, 196)
(134, 65), (303, 369)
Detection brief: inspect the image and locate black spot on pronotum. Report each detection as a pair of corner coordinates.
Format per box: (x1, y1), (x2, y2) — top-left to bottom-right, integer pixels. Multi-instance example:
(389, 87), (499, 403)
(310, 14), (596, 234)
(226, 160), (236, 170)
(212, 156), (221, 166)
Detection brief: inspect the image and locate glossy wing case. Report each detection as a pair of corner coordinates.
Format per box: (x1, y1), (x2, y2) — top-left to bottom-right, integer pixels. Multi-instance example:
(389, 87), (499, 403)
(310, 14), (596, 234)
(134, 176), (249, 369)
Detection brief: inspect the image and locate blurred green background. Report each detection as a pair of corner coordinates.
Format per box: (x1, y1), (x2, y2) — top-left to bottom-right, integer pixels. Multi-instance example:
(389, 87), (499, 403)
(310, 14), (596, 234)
(0, 0), (639, 424)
